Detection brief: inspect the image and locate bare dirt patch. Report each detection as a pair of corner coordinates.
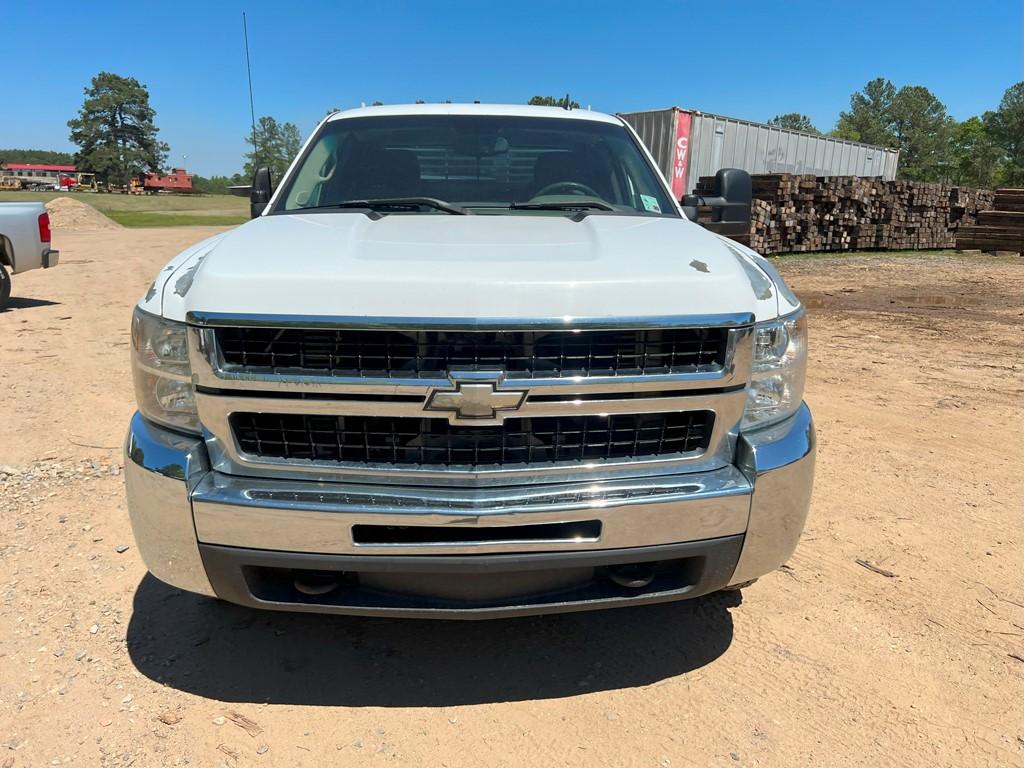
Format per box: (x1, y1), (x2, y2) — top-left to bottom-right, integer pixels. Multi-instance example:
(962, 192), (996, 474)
(1, 235), (1021, 767)
(45, 196), (123, 231)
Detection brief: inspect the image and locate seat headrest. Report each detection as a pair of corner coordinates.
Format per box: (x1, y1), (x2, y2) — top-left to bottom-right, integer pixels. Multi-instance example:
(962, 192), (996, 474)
(350, 147), (421, 198)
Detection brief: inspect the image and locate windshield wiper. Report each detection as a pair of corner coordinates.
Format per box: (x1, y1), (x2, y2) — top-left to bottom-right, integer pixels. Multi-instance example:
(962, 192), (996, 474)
(509, 200), (615, 212)
(328, 197), (469, 215)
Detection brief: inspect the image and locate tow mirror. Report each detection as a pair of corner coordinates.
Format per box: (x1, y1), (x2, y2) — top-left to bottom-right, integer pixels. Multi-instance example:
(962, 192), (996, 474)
(250, 166), (273, 218)
(680, 168), (752, 236)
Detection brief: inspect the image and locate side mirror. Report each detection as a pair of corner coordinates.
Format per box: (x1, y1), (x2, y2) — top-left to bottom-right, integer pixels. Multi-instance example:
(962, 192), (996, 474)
(713, 168), (752, 227)
(250, 166), (272, 218)
(680, 168), (752, 236)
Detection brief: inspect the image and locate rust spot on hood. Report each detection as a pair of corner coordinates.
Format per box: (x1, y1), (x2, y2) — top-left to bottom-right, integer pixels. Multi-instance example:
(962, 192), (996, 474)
(173, 256), (205, 297)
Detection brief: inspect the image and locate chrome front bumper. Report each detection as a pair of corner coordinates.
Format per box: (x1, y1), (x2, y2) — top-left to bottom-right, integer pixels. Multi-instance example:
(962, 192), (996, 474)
(125, 405), (815, 616)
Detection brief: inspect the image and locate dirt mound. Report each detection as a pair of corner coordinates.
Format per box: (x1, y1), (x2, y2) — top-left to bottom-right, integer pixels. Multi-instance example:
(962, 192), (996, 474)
(45, 196), (122, 231)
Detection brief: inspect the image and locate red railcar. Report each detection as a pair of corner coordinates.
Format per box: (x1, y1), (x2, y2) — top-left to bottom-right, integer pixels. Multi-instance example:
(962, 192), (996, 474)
(141, 168), (194, 193)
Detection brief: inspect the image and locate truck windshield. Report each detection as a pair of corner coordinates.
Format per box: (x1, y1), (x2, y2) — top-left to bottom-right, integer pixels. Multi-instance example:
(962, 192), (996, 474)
(273, 114), (677, 218)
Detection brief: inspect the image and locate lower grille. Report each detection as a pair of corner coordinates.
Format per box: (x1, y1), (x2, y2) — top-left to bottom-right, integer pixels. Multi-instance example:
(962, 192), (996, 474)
(231, 411), (714, 467)
(351, 520), (602, 545)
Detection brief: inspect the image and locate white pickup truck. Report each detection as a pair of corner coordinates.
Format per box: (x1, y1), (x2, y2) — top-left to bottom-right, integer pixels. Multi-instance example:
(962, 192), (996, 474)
(125, 104), (814, 619)
(0, 201), (60, 310)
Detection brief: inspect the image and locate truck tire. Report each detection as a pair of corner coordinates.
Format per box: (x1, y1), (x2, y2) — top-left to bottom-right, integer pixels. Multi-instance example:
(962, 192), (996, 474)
(0, 263), (11, 311)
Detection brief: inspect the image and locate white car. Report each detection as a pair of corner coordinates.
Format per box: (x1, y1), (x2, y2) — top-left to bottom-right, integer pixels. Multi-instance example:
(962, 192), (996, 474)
(125, 104), (814, 619)
(0, 201), (59, 310)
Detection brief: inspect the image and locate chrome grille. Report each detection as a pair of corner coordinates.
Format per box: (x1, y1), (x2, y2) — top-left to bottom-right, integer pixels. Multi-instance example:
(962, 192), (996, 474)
(231, 411), (714, 467)
(214, 327), (729, 378)
(189, 313), (754, 485)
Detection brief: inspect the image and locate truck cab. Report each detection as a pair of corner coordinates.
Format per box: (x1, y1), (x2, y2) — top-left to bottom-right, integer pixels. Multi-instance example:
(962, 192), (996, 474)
(125, 104), (814, 618)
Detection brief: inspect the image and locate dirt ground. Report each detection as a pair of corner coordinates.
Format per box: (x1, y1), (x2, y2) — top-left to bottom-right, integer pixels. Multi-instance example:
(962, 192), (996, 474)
(1, 228), (1022, 767)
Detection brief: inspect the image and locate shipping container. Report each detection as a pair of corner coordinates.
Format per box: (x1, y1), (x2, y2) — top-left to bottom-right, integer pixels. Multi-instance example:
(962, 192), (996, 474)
(620, 107), (900, 199)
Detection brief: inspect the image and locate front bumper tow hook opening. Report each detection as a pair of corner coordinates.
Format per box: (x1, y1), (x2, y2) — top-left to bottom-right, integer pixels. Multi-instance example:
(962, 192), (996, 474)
(293, 572), (340, 596)
(607, 563), (656, 589)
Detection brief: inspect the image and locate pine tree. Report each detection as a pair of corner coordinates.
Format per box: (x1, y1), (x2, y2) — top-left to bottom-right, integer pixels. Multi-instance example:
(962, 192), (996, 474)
(767, 113), (821, 134)
(67, 72), (168, 185)
(243, 116), (302, 181)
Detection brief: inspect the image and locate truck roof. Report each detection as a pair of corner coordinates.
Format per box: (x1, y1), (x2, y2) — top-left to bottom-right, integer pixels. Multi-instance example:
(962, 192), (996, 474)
(325, 103), (623, 125)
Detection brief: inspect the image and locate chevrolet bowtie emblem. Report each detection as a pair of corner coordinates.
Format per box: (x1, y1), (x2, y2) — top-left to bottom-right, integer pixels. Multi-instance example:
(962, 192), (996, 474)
(425, 373), (526, 423)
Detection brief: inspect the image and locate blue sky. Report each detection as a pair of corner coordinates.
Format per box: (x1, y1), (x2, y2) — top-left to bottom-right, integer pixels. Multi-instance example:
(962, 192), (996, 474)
(2, 0), (1021, 176)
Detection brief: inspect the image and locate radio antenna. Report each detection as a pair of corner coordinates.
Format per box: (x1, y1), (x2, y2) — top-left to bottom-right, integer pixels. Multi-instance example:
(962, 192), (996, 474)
(242, 12), (259, 172)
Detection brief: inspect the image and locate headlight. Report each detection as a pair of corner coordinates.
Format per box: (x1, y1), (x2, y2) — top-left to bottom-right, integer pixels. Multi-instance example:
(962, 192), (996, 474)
(742, 309), (807, 430)
(131, 307), (199, 433)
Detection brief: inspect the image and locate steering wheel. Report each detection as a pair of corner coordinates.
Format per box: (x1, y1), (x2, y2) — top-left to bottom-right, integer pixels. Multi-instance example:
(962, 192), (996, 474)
(533, 181), (601, 199)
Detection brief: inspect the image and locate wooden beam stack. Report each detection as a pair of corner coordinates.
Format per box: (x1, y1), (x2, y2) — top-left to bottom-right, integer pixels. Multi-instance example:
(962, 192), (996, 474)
(955, 189), (1024, 254)
(694, 174), (995, 255)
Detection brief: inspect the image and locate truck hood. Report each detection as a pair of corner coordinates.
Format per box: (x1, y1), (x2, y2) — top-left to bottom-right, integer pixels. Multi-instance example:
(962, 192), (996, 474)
(156, 213), (786, 323)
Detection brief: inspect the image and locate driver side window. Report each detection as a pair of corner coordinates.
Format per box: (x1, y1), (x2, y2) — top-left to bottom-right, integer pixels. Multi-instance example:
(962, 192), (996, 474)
(618, 149), (667, 211)
(283, 135), (339, 209)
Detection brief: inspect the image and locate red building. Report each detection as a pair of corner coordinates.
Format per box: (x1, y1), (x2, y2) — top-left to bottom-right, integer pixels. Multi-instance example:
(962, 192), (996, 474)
(142, 168), (194, 193)
(1, 163), (78, 188)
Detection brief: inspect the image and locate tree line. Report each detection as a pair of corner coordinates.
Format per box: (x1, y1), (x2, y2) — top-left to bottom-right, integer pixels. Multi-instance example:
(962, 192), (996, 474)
(49, 74), (1024, 193)
(767, 78), (1022, 186)
(0, 148), (75, 166)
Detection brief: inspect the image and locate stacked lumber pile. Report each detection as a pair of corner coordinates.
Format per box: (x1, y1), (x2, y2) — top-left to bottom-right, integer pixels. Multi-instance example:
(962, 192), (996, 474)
(955, 189), (1024, 254)
(694, 174), (994, 255)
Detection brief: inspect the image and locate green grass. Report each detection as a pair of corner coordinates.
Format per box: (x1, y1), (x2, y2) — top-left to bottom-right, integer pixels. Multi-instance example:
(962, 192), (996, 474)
(0, 189), (248, 227)
(105, 211), (248, 227)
